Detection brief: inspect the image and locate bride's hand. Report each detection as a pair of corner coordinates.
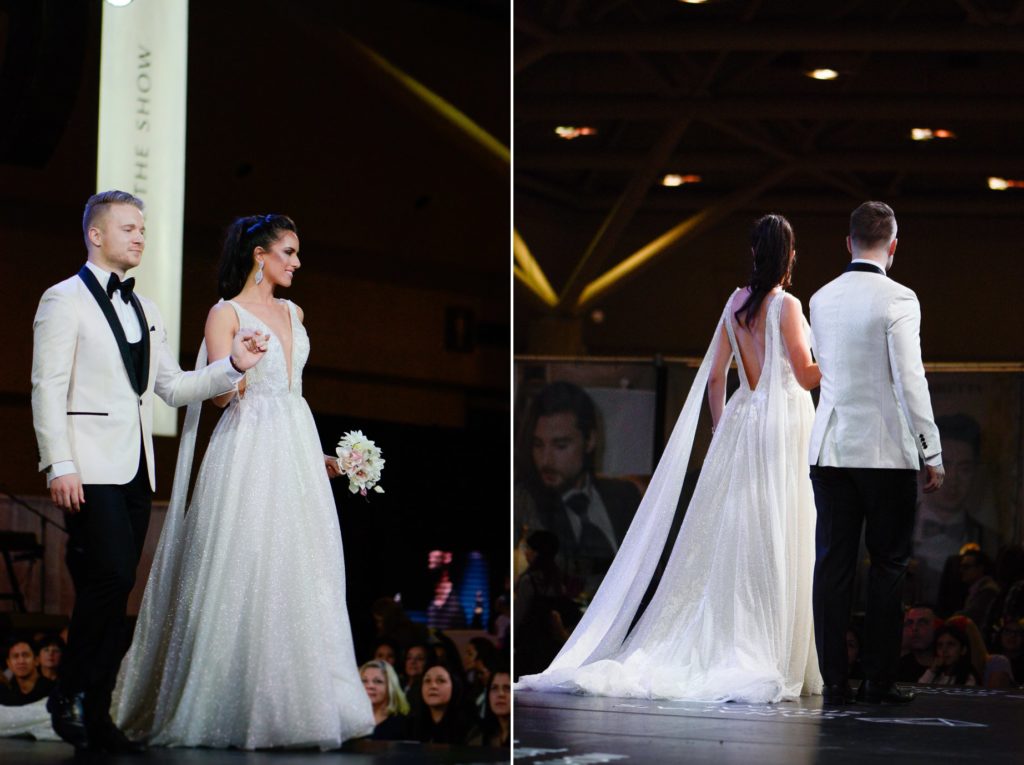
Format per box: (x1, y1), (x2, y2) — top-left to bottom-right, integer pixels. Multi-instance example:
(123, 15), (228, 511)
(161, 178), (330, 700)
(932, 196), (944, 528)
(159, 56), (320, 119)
(324, 455), (342, 479)
(230, 329), (269, 371)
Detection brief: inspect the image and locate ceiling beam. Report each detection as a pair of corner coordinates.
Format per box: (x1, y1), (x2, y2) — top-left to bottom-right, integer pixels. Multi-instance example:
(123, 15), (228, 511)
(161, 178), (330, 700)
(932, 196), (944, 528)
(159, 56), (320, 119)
(556, 116), (693, 309)
(575, 165), (794, 312)
(516, 95), (1024, 122)
(516, 150), (1024, 175)
(515, 188), (1024, 217)
(536, 21), (1024, 54)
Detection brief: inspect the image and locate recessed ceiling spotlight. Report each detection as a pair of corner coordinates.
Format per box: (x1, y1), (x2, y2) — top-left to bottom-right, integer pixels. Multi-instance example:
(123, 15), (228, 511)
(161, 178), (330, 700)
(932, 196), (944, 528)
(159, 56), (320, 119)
(104, 0), (134, 6)
(555, 126), (598, 140)
(911, 128), (957, 141)
(807, 68), (839, 81)
(662, 174), (702, 187)
(987, 177), (1024, 190)
(679, 0), (709, 4)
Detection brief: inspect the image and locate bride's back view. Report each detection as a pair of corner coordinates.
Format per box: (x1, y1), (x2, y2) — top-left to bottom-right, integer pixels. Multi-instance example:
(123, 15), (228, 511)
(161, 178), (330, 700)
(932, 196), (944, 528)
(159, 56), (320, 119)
(517, 214), (823, 703)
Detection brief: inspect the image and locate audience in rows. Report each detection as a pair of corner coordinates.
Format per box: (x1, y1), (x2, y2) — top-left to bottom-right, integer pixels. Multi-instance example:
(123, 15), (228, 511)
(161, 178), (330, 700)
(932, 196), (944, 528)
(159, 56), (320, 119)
(355, 598), (509, 748)
(887, 544), (1024, 689)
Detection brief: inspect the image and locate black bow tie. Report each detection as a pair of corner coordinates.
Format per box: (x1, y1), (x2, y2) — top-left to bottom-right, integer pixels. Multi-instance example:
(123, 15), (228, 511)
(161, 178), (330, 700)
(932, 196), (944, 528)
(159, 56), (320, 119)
(564, 493), (590, 516)
(106, 273), (136, 303)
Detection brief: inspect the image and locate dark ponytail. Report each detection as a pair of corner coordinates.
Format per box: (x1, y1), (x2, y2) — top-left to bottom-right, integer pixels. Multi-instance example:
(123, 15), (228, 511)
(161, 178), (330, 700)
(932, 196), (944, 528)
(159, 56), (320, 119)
(734, 213), (794, 328)
(217, 214), (297, 299)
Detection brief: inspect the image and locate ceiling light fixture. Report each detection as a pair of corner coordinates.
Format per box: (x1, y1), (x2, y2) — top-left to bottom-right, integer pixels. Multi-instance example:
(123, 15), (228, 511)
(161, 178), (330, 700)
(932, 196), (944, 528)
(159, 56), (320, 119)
(662, 174), (702, 187)
(807, 68), (839, 81)
(555, 126), (598, 140)
(911, 128), (956, 141)
(104, 0), (134, 6)
(987, 177), (1024, 190)
(679, 0), (709, 4)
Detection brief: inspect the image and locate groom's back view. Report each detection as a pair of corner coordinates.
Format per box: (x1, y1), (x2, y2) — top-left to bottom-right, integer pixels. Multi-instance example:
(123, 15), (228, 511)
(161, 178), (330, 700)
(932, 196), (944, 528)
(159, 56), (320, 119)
(809, 201), (944, 705)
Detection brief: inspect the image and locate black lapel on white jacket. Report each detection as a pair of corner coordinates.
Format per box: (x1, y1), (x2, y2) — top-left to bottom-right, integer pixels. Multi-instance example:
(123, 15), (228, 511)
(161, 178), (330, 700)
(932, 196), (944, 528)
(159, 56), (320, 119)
(77, 265), (143, 395)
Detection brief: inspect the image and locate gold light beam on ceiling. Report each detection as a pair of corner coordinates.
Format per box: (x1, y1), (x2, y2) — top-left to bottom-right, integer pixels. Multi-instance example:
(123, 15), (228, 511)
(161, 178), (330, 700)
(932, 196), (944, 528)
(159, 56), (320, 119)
(348, 35), (509, 167)
(514, 229), (558, 307)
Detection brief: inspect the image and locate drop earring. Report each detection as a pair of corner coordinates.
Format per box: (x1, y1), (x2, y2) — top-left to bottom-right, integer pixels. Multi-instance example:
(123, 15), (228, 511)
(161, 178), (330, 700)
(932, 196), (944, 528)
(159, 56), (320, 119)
(254, 260), (264, 285)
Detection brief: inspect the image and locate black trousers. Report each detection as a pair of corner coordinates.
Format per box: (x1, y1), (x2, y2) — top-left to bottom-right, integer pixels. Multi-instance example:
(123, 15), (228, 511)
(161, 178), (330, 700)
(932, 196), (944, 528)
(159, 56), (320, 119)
(810, 465), (917, 687)
(61, 453), (151, 723)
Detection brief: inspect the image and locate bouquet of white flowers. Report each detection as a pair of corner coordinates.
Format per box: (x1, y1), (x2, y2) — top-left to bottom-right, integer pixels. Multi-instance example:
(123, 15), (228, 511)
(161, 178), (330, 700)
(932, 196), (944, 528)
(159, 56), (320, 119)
(335, 430), (385, 497)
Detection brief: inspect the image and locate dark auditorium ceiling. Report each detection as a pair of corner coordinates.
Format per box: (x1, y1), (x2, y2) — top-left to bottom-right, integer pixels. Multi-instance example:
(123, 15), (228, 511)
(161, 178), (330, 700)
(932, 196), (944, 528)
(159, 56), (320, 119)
(514, 0), (1024, 317)
(0, 0), (510, 302)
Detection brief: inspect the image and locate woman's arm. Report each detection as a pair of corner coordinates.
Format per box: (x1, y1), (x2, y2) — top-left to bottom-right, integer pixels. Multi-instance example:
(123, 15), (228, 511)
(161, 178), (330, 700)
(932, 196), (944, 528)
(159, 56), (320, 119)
(706, 321), (732, 432)
(205, 304), (244, 408)
(781, 294), (821, 391)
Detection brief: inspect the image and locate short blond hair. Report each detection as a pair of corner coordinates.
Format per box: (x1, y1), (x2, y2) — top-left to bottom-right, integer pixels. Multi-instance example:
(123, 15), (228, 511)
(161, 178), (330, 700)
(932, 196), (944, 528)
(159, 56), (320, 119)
(82, 190), (144, 247)
(360, 659), (410, 716)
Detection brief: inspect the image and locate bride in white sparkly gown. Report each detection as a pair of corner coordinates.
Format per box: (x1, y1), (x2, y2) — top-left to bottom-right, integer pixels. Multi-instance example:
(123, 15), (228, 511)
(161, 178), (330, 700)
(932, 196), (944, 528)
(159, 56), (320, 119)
(111, 215), (374, 748)
(517, 214), (824, 703)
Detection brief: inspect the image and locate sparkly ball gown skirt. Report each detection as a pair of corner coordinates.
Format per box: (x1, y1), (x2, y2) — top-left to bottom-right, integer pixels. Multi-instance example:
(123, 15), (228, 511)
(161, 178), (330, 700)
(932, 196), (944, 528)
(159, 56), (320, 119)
(112, 300), (374, 748)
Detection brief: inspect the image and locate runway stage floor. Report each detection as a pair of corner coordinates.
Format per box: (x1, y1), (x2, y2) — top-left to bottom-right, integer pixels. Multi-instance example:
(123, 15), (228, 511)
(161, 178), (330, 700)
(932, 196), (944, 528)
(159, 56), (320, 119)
(514, 685), (1024, 764)
(0, 738), (510, 764)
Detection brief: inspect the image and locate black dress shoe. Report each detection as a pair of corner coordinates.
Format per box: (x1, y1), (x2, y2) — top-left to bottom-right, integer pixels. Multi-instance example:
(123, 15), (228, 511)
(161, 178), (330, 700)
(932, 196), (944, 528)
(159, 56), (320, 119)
(857, 680), (915, 704)
(822, 683), (854, 705)
(47, 690), (89, 749)
(90, 720), (147, 755)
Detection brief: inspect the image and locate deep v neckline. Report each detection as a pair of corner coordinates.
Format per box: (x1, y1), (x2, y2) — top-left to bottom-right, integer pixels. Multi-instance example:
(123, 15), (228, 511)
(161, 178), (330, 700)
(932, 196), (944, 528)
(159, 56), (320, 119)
(232, 299), (294, 391)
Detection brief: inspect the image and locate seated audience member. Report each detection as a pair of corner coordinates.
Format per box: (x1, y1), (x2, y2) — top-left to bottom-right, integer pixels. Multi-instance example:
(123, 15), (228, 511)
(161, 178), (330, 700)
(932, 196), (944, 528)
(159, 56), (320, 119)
(371, 596), (428, 652)
(411, 660), (471, 745)
(465, 636), (500, 716)
(1003, 580), (1024, 626)
(992, 545), (1024, 635)
(960, 549), (1001, 635)
(918, 625), (978, 686)
(403, 642), (430, 700)
(514, 530), (577, 679)
(994, 618), (1023, 686)
(0, 640), (54, 706)
(895, 605), (939, 682)
(35, 636), (63, 682)
(430, 631), (463, 675)
(360, 660), (411, 740)
(372, 639), (400, 667)
(946, 614), (1014, 688)
(468, 668), (510, 748)
(492, 593), (510, 650)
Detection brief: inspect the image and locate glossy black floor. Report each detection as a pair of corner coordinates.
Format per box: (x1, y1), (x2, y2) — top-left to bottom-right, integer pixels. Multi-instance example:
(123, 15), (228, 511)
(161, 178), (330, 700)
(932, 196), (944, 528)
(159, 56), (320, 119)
(514, 685), (1024, 764)
(0, 738), (511, 764)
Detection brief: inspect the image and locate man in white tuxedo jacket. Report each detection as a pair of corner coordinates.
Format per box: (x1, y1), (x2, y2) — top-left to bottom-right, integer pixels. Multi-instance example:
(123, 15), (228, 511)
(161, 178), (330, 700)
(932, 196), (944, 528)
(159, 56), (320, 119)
(809, 201), (944, 705)
(31, 190), (266, 751)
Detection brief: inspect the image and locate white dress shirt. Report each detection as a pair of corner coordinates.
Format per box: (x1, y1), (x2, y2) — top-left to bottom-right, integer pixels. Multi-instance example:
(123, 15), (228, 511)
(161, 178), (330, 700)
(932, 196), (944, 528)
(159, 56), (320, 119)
(84, 260), (143, 341)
